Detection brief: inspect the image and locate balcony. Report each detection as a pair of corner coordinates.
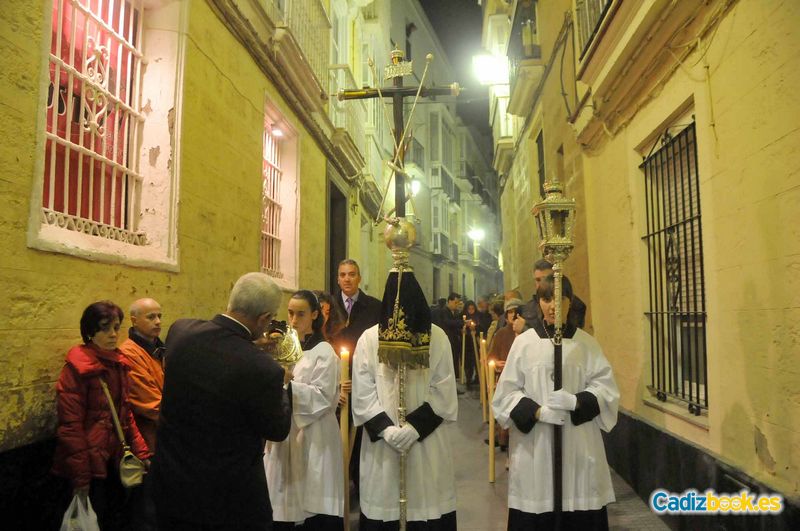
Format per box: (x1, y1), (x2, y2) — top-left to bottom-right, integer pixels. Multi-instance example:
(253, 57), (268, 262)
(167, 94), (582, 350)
(491, 94), (514, 175)
(430, 165), (460, 206)
(506, 1), (544, 116)
(575, 0), (613, 59)
(270, 0), (330, 93)
(480, 246), (499, 269)
(432, 230), (450, 258)
(329, 64), (366, 176)
(406, 137), (425, 176)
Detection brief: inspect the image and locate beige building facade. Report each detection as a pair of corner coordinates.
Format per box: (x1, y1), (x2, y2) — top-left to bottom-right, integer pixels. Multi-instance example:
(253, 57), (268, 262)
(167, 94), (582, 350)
(484, 0), (799, 522)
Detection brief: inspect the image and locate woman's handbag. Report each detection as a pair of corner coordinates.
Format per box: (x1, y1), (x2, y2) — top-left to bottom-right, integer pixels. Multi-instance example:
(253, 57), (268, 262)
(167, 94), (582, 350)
(98, 378), (146, 488)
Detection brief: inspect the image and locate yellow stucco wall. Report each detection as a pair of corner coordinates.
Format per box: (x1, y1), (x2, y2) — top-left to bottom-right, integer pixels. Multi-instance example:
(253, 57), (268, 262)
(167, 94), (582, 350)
(583, 0), (800, 497)
(500, 0), (592, 326)
(0, 0), (328, 451)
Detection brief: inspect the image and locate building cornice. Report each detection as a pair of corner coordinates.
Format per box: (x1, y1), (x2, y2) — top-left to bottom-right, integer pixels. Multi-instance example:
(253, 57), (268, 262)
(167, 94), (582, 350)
(206, 0), (362, 182)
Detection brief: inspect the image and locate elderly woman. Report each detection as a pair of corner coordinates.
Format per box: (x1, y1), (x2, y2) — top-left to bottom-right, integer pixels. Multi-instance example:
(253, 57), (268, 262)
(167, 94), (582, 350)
(265, 290), (344, 530)
(492, 276), (619, 530)
(52, 300), (151, 528)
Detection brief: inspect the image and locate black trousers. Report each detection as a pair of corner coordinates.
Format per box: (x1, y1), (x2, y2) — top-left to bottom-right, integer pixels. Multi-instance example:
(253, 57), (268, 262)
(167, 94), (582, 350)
(156, 512), (270, 531)
(273, 514), (343, 530)
(507, 506), (608, 531)
(358, 511), (457, 530)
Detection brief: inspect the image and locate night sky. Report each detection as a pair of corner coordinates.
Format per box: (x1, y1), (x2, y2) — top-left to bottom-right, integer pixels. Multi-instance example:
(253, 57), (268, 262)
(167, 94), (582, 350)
(418, 0), (492, 160)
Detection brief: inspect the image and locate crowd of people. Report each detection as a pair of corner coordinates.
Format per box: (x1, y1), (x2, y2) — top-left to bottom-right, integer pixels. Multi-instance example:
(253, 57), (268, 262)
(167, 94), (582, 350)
(51, 257), (618, 530)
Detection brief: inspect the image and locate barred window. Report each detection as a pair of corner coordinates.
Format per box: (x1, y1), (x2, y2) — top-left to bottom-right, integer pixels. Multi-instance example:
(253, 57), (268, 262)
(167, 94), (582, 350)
(32, 0), (186, 270)
(642, 122), (708, 415)
(44, 0), (145, 244)
(262, 123), (283, 278)
(260, 102), (298, 288)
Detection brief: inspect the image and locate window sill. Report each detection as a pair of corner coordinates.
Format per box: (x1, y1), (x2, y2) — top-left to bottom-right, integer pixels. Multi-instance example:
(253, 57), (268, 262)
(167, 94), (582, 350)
(28, 223), (179, 272)
(643, 392), (709, 431)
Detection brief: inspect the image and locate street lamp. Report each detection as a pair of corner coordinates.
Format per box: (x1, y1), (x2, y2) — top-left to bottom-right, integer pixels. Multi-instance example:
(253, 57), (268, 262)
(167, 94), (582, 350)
(410, 179), (421, 197)
(532, 174), (576, 524)
(472, 54), (509, 86)
(467, 228), (485, 263)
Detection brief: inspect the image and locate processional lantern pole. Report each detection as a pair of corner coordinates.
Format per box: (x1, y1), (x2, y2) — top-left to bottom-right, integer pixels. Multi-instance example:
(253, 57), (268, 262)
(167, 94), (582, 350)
(338, 48), (460, 531)
(532, 174), (576, 528)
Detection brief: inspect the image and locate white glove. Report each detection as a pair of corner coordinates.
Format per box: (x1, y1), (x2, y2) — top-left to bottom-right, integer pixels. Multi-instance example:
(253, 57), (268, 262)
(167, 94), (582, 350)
(547, 389), (577, 411)
(381, 426), (404, 452)
(394, 424), (420, 452)
(537, 405), (567, 426)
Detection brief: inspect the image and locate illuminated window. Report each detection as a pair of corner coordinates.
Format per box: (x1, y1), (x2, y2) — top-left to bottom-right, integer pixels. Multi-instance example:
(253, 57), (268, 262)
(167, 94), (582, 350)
(43, 0), (145, 243)
(261, 103), (298, 288)
(31, 0), (186, 270)
(261, 125), (283, 278)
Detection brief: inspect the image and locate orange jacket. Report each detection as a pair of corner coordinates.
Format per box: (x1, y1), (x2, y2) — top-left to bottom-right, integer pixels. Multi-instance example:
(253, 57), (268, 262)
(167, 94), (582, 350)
(118, 335), (164, 452)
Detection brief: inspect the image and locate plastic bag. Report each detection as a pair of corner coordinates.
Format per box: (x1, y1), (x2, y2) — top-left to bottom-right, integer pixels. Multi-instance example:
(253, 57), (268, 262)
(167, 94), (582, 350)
(59, 494), (100, 531)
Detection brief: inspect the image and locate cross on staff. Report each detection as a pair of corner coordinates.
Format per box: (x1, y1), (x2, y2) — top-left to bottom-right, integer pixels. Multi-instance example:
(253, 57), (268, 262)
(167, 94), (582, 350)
(338, 48), (460, 531)
(337, 48), (460, 219)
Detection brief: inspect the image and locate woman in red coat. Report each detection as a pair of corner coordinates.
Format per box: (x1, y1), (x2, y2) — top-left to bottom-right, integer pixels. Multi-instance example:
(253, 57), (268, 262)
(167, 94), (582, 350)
(52, 300), (151, 528)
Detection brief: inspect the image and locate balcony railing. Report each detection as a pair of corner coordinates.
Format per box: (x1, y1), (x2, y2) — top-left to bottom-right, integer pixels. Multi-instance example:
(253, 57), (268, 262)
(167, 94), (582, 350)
(329, 64), (366, 159)
(575, 0), (613, 59)
(507, 0), (542, 88)
(267, 0), (330, 89)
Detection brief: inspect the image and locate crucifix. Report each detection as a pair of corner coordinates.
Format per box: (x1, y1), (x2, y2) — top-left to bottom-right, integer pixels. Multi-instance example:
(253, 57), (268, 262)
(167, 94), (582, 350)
(338, 48), (460, 531)
(337, 48), (460, 219)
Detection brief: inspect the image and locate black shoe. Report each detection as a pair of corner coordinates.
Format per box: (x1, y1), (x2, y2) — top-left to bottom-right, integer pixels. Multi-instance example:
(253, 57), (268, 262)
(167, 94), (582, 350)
(484, 438), (500, 448)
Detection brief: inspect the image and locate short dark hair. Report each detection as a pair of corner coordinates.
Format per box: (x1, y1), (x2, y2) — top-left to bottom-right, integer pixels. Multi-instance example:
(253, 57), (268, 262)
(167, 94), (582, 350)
(338, 259), (360, 275)
(490, 301), (505, 317)
(447, 292), (461, 301)
(80, 301), (124, 344)
(534, 259), (553, 272)
(536, 275), (574, 302)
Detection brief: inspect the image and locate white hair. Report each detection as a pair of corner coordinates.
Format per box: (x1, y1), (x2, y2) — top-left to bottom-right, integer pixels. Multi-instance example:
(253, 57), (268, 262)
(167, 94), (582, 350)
(227, 273), (282, 318)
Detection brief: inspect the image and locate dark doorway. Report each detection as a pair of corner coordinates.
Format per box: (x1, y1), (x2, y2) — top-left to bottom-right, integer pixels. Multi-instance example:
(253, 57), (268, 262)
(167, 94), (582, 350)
(433, 266), (441, 301)
(328, 181), (348, 293)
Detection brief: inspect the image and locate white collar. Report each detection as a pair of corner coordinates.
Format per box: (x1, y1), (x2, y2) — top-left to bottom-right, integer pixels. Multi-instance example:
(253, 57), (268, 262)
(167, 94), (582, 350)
(220, 314), (252, 337)
(342, 290), (359, 304)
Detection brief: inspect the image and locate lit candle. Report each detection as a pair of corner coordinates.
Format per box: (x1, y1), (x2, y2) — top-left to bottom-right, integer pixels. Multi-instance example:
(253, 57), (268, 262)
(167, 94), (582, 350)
(340, 348), (350, 384)
(488, 359), (496, 483)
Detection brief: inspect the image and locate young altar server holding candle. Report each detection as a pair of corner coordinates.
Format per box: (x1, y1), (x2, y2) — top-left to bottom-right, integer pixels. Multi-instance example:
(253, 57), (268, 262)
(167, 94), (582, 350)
(492, 276), (619, 530)
(265, 290), (344, 530)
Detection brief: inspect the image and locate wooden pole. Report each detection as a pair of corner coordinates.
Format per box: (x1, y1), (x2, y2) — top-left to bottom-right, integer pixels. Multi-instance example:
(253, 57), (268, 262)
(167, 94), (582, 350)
(553, 262), (564, 527)
(488, 360), (496, 483)
(339, 348), (350, 529)
(460, 316), (466, 385)
(478, 334), (487, 423)
(471, 330), (480, 386)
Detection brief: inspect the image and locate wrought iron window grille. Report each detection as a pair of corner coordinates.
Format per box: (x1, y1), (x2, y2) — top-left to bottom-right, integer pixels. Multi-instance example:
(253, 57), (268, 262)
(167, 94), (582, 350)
(641, 121), (708, 415)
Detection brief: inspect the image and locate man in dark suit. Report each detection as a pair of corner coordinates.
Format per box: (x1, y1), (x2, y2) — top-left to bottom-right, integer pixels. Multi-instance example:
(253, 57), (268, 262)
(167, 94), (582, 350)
(152, 273), (292, 531)
(514, 259), (587, 334)
(330, 259), (381, 498)
(331, 259), (382, 354)
(432, 292), (465, 379)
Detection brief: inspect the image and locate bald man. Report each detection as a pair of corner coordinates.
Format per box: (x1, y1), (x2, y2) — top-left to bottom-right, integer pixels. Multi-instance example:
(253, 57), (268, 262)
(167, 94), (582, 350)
(119, 298), (165, 452)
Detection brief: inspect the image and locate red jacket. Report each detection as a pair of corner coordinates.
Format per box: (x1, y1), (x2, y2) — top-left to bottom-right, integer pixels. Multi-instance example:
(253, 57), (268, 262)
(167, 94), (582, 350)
(51, 344), (151, 488)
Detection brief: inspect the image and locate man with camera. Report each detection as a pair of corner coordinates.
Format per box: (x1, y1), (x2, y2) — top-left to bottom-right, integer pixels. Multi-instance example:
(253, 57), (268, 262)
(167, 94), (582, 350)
(152, 273), (292, 531)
